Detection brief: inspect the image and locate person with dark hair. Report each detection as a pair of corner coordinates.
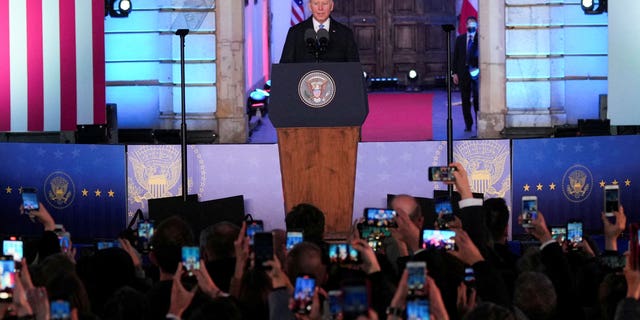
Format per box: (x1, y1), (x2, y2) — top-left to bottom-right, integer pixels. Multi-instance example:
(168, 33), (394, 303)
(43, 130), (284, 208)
(453, 16), (479, 132)
(483, 197), (518, 296)
(199, 221), (240, 292)
(285, 203), (326, 245)
(513, 272), (557, 320)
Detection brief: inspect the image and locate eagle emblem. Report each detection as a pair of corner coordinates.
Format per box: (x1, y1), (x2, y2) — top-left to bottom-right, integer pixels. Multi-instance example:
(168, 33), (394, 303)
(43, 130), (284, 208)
(44, 171), (75, 209)
(562, 165), (593, 203)
(298, 70), (336, 108)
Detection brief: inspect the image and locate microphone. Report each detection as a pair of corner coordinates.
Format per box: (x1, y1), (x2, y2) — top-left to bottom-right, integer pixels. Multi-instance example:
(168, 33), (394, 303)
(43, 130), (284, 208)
(304, 29), (317, 50)
(317, 28), (330, 49)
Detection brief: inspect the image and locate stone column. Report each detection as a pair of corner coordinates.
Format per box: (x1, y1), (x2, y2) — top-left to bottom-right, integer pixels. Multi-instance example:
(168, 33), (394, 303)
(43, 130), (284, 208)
(216, 0), (248, 143)
(477, 0), (506, 139)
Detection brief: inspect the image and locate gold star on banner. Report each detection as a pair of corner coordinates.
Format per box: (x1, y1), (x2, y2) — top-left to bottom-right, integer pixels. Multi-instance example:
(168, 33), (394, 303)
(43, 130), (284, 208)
(549, 183), (556, 190)
(599, 180), (606, 188)
(108, 190), (115, 198)
(612, 180), (619, 185)
(523, 184), (530, 192)
(94, 189), (102, 197)
(5, 186), (12, 194)
(625, 179), (632, 187)
(536, 183), (543, 191)
(82, 189), (89, 197)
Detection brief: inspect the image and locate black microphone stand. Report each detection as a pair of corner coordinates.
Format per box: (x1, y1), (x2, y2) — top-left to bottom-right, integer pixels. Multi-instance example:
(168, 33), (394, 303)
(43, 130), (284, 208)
(175, 28), (189, 202)
(442, 24), (455, 198)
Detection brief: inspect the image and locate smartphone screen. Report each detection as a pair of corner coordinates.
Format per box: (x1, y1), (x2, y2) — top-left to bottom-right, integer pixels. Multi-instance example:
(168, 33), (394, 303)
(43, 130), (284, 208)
(428, 166), (455, 182)
(406, 298), (430, 320)
(604, 185), (620, 216)
(3, 238), (23, 263)
(96, 239), (121, 250)
(50, 300), (71, 320)
(464, 267), (476, 288)
(253, 232), (274, 269)
(0, 256), (15, 301)
(422, 229), (456, 251)
(182, 246), (200, 274)
(246, 221), (264, 246)
(521, 196), (538, 228)
(434, 196), (454, 229)
(328, 290), (343, 317)
(58, 232), (71, 253)
(138, 221), (154, 253)
(407, 261), (426, 297)
(21, 189), (39, 211)
(364, 208), (398, 228)
(286, 231), (304, 250)
(567, 222), (583, 244)
(358, 224), (391, 239)
(342, 284), (368, 318)
(550, 227), (566, 242)
(328, 242), (360, 265)
(293, 276), (316, 314)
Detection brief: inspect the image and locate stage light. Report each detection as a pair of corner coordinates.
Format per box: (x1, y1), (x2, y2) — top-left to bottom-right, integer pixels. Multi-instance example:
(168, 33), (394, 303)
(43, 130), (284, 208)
(406, 69), (421, 92)
(581, 0), (606, 14)
(247, 89), (269, 122)
(263, 80), (271, 93)
(106, 0), (132, 18)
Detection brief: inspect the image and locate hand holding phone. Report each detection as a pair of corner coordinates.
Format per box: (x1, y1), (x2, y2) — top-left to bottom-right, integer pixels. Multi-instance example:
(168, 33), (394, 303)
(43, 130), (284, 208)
(364, 208), (397, 228)
(292, 275), (316, 314)
(21, 188), (39, 211)
(604, 185), (620, 217)
(521, 196), (538, 228)
(434, 196), (454, 229)
(286, 231), (304, 251)
(253, 232), (274, 269)
(182, 246), (201, 275)
(567, 221), (583, 249)
(407, 261), (427, 297)
(328, 242), (360, 265)
(137, 220), (154, 253)
(422, 229), (456, 251)
(428, 166), (456, 182)
(0, 256), (15, 301)
(51, 300), (71, 320)
(246, 220), (264, 246)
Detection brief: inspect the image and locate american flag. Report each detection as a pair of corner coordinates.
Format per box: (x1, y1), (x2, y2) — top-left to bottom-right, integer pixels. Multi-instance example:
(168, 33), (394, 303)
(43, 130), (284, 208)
(291, 0), (305, 26)
(458, 0), (478, 35)
(0, 0), (105, 132)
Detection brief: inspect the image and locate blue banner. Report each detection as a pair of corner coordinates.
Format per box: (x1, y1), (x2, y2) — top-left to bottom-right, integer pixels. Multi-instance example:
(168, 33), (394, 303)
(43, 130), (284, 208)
(513, 136), (640, 235)
(0, 143), (127, 240)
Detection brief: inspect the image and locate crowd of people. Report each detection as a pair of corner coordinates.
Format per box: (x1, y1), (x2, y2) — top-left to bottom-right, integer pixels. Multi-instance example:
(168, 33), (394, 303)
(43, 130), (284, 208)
(0, 162), (639, 320)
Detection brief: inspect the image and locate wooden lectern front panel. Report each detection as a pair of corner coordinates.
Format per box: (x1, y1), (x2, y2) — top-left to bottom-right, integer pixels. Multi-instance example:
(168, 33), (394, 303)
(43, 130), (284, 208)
(277, 127), (360, 234)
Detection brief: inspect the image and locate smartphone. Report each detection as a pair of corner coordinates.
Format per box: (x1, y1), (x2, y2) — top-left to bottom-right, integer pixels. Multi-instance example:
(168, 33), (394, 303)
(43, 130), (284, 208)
(434, 196), (454, 229)
(286, 231), (304, 251)
(567, 221), (583, 246)
(96, 239), (121, 250)
(253, 232), (274, 269)
(292, 275), (316, 314)
(407, 261), (427, 297)
(428, 166), (455, 182)
(357, 224), (391, 239)
(246, 220), (264, 246)
(50, 300), (71, 320)
(551, 227), (567, 243)
(364, 208), (397, 228)
(604, 185), (620, 217)
(21, 187), (39, 211)
(182, 246), (200, 275)
(138, 220), (154, 253)
(0, 256), (15, 301)
(630, 223), (640, 270)
(342, 284), (368, 319)
(422, 229), (456, 251)
(58, 232), (71, 253)
(464, 267), (476, 289)
(521, 196), (538, 228)
(406, 298), (430, 320)
(328, 290), (343, 317)
(3, 237), (23, 264)
(328, 242), (360, 265)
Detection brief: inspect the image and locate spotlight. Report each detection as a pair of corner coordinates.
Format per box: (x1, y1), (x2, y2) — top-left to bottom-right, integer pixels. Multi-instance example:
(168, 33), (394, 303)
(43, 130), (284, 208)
(581, 0), (606, 14)
(106, 0), (132, 18)
(406, 69), (421, 92)
(263, 80), (271, 93)
(247, 89), (269, 122)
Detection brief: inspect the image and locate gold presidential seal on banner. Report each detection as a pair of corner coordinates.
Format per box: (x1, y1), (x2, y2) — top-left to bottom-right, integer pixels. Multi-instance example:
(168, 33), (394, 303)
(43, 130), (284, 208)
(298, 70), (336, 108)
(44, 171), (75, 209)
(454, 141), (511, 198)
(563, 164), (593, 203)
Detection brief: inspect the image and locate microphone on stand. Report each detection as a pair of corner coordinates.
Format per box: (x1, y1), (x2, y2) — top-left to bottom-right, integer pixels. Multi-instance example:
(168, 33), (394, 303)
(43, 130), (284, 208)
(317, 28), (330, 54)
(304, 28), (317, 53)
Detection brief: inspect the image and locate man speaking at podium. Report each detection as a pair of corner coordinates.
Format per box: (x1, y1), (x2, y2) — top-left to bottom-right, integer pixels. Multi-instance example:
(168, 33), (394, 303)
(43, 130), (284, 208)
(280, 0), (359, 63)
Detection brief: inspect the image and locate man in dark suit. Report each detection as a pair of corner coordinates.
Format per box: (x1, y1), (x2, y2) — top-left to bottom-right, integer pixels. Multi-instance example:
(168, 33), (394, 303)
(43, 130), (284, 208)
(280, 0), (359, 63)
(453, 16), (479, 132)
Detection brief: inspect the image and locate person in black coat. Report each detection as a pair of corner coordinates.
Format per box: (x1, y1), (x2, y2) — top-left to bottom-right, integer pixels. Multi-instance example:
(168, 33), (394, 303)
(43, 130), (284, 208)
(453, 16), (479, 132)
(280, 0), (359, 63)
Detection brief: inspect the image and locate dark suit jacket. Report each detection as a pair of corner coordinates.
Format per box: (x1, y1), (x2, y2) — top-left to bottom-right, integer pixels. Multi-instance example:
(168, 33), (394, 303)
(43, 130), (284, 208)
(453, 32), (478, 77)
(280, 17), (360, 63)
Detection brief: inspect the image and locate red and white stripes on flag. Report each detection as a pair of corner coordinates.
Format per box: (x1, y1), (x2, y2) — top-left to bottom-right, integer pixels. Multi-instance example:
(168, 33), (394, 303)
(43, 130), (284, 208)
(458, 0), (478, 35)
(291, 0), (305, 26)
(0, 0), (105, 132)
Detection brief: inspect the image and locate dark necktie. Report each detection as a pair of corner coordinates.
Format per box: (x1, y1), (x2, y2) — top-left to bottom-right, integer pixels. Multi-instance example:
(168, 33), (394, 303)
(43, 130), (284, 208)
(466, 36), (473, 64)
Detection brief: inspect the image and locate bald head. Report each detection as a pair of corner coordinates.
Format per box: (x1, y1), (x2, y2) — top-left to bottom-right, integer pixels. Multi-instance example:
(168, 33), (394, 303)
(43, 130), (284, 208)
(391, 194), (423, 228)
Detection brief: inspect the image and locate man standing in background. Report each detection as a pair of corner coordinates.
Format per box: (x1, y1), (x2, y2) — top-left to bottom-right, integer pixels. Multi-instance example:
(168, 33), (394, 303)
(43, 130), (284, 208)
(453, 16), (479, 132)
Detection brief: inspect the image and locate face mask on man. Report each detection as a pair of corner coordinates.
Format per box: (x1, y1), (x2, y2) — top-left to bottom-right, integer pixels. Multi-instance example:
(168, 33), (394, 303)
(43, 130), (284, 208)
(467, 22), (477, 34)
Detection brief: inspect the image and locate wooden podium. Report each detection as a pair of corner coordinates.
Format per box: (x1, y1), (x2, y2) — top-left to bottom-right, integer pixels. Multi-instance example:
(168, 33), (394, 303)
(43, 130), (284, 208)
(270, 62), (368, 233)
